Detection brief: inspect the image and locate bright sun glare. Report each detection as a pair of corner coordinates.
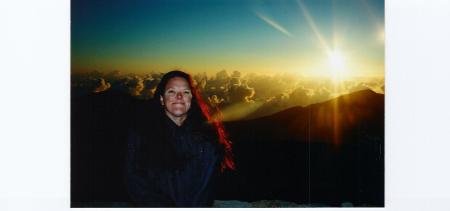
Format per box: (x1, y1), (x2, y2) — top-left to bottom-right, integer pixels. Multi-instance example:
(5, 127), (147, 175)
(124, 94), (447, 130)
(327, 49), (345, 70)
(327, 49), (348, 81)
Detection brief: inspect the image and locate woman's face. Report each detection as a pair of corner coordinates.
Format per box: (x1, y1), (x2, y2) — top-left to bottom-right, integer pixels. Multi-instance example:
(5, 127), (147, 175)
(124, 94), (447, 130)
(160, 77), (193, 119)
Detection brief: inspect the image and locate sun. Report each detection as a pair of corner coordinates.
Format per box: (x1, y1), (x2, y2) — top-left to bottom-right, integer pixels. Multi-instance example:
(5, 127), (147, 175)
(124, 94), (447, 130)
(327, 49), (347, 81)
(328, 49), (345, 70)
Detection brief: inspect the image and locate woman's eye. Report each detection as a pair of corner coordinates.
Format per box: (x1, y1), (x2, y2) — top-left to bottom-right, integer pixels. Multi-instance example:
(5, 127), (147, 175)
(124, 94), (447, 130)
(184, 91), (191, 95)
(167, 90), (175, 95)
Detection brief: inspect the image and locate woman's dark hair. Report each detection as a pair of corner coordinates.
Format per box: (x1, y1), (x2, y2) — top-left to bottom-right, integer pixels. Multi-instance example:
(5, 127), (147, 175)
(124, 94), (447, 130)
(147, 70), (234, 171)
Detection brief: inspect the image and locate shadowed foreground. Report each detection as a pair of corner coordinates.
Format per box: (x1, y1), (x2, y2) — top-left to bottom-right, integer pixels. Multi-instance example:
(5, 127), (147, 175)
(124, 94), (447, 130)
(71, 89), (384, 207)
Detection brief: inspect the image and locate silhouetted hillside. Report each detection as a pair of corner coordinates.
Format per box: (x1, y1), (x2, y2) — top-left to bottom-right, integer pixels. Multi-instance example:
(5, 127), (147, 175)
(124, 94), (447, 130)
(217, 89), (384, 206)
(227, 89), (384, 144)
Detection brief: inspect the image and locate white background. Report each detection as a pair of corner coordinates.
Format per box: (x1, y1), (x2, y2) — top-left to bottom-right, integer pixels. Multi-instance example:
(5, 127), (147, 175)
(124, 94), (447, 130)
(1, 0), (450, 210)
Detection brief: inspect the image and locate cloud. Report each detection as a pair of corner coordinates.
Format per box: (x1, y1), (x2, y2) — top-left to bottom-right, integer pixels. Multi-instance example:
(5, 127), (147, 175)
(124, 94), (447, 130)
(246, 73), (297, 101)
(228, 82), (255, 103)
(140, 77), (160, 99)
(197, 76), (208, 91)
(208, 95), (225, 108)
(215, 70), (231, 82)
(93, 78), (111, 93)
(310, 87), (332, 103)
(193, 72), (208, 93)
(288, 86), (314, 106)
(347, 82), (371, 93)
(123, 76), (145, 96)
(225, 70), (255, 103)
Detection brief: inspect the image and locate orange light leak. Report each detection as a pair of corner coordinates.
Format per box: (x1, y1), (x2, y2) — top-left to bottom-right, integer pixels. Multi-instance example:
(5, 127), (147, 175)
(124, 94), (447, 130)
(332, 82), (345, 146)
(332, 97), (341, 146)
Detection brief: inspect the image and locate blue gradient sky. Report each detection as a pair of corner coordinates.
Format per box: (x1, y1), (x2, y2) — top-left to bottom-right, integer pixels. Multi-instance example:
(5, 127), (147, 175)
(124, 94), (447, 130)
(72, 0), (384, 76)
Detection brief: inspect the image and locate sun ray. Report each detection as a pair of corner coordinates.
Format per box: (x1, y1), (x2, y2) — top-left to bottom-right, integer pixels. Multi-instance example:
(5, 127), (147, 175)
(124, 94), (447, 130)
(297, 0), (330, 52)
(254, 11), (293, 37)
(296, 0), (349, 146)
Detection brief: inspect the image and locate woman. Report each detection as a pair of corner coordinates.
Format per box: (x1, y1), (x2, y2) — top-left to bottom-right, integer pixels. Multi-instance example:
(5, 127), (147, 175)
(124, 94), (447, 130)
(126, 70), (234, 207)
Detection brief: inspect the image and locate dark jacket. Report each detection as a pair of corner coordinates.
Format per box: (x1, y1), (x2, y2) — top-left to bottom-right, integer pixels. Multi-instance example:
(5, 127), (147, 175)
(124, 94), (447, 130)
(125, 114), (222, 207)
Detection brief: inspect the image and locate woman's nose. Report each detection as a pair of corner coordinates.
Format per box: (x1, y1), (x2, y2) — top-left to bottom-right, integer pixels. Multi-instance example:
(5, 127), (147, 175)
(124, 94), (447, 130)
(176, 92), (183, 98)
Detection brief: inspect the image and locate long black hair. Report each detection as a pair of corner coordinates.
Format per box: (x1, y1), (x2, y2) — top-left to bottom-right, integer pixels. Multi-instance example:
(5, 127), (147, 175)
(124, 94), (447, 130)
(134, 70), (234, 171)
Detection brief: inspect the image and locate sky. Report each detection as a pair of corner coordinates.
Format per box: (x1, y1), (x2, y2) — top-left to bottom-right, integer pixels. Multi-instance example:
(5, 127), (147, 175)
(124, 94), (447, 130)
(72, 0), (384, 78)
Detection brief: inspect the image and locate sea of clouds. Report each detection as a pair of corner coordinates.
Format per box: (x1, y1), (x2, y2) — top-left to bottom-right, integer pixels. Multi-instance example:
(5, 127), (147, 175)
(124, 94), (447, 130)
(71, 70), (384, 120)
